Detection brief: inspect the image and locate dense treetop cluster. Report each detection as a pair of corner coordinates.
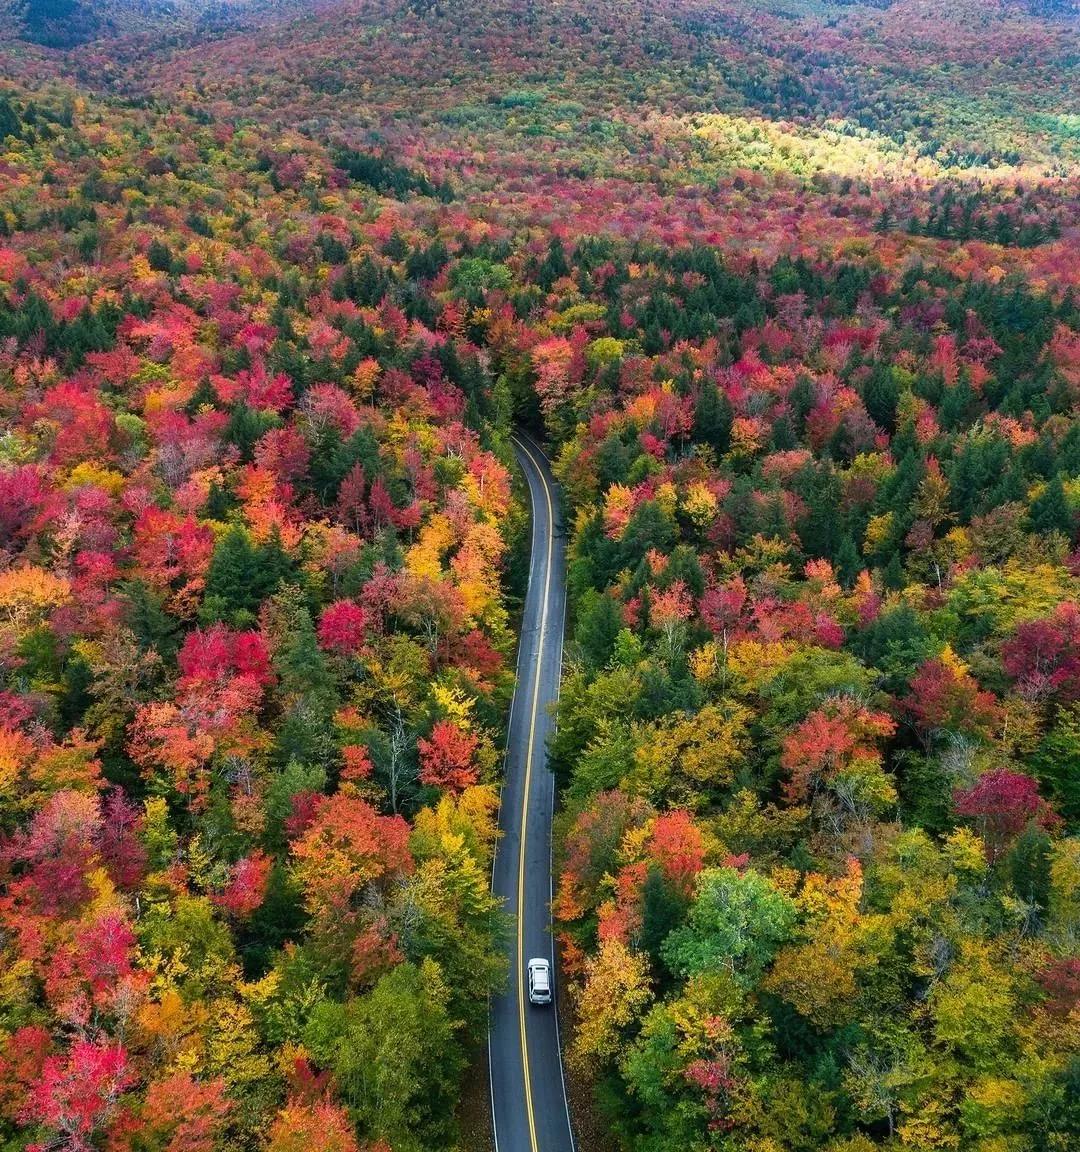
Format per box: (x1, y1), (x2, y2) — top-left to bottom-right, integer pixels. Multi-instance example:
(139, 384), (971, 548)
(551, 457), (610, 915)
(0, 0), (1077, 1150)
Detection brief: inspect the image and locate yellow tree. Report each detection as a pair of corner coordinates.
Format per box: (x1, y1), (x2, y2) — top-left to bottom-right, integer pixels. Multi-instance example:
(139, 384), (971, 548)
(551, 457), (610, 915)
(0, 566), (70, 640)
(570, 938), (652, 1072)
(764, 859), (874, 1028)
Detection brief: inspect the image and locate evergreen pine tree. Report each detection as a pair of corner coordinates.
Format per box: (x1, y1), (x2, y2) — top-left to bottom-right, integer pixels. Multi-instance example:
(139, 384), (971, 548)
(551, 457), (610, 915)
(882, 551), (905, 591)
(121, 580), (180, 664)
(693, 381), (732, 455)
(148, 239), (174, 273)
(202, 527), (292, 626)
(640, 865), (688, 986)
(835, 533), (862, 588)
(1009, 825), (1053, 922)
(575, 590), (623, 672)
(0, 95), (20, 140)
(1031, 475), (1074, 539)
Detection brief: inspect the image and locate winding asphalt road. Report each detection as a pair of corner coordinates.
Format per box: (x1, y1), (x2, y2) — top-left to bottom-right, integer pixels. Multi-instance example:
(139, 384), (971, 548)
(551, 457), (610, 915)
(488, 432), (575, 1152)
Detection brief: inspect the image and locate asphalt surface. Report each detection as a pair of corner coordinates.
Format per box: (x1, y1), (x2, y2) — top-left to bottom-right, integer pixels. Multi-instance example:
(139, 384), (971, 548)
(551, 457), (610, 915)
(488, 433), (575, 1152)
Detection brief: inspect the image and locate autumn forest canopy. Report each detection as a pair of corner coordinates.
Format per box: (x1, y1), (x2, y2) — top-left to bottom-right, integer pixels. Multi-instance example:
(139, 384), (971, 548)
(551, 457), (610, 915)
(0, 0), (1078, 1150)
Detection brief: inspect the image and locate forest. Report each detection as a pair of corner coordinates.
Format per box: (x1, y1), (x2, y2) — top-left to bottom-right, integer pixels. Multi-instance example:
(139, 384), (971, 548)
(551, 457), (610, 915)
(0, 0), (1077, 1150)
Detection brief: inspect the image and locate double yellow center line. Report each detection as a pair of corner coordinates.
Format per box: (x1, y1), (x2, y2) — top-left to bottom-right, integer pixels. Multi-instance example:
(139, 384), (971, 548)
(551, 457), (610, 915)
(512, 434), (555, 1152)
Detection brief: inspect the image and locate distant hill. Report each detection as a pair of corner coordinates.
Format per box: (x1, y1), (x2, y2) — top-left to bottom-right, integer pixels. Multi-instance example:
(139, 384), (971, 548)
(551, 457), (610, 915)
(1023, 0), (1079, 15)
(0, 0), (271, 47)
(2, 0), (166, 47)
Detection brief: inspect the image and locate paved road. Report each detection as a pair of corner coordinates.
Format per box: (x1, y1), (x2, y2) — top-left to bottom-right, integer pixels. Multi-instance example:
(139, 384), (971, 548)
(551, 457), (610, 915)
(488, 432), (575, 1152)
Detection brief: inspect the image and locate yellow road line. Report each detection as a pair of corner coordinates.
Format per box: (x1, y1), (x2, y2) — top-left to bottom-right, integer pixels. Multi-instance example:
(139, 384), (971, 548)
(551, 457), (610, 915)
(513, 435), (554, 1152)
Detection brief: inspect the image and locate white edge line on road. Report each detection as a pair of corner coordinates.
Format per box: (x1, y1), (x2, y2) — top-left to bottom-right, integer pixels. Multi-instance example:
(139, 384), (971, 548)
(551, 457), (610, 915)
(547, 498), (576, 1152)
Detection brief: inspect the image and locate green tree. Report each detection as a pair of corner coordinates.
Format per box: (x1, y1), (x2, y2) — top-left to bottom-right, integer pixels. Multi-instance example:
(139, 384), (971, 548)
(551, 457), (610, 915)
(640, 864), (689, 982)
(1033, 703), (1080, 827)
(305, 960), (464, 1152)
(575, 589), (623, 672)
(662, 867), (796, 986)
(400, 833), (509, 1038)
(0, 95), (21, 140)
(620, 500), (677, 570)
(1009, 824), (1053, 921)
(120, 579), (181, 663)
(931, 941), (1016, 1071)
(270, 589), (336, 706)
(1025, 1054), (1080, 1152)
(1030, 475), (1074, 539)
(550, 664), (643, 784)
(693, 380), (732, 454)
(201, 526), (292, 626)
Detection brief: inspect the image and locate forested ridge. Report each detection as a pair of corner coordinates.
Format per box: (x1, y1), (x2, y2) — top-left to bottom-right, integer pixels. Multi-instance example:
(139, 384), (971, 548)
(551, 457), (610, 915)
(0, 0), (1078, 1150)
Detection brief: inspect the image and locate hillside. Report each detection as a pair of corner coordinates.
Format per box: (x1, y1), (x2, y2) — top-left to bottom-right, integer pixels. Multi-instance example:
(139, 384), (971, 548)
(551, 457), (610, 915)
(63, 0), (1080, 285)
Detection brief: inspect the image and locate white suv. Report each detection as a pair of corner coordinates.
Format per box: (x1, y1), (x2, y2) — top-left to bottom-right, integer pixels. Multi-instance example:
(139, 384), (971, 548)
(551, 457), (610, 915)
(527, 957), (552, 1005)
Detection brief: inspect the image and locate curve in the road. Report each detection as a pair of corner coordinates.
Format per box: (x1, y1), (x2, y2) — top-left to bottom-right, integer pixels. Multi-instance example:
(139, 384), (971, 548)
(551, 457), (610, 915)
(488, 433), (574, 1152)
